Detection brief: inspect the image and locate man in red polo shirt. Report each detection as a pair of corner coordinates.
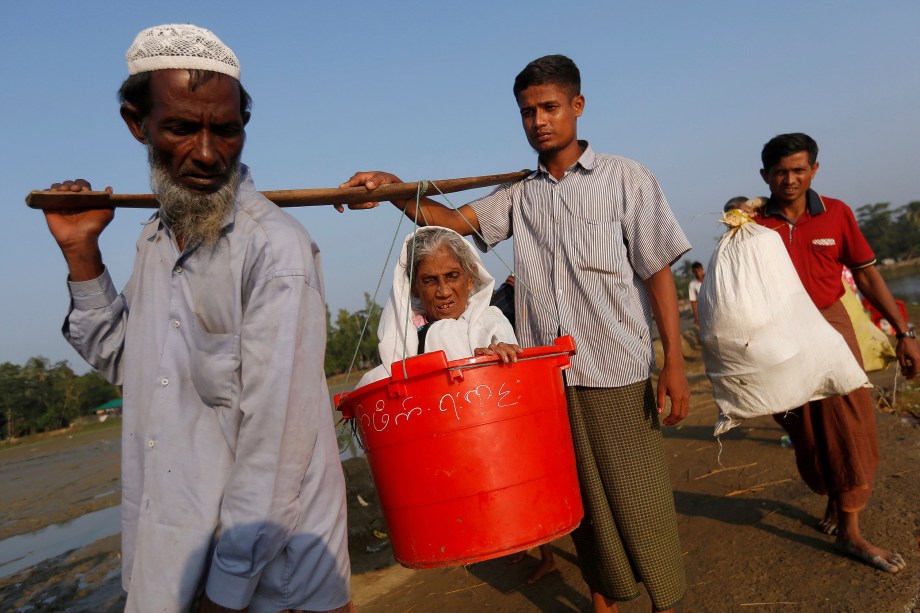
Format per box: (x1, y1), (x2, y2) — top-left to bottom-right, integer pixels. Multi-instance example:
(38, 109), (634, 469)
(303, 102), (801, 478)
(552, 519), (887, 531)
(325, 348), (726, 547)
(757, 133), (918, 573)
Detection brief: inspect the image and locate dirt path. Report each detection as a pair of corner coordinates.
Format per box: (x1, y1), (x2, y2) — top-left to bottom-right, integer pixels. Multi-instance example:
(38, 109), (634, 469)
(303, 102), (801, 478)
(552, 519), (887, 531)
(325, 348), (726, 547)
(2, 337), (919, 612)
(347, 338), (920, 612)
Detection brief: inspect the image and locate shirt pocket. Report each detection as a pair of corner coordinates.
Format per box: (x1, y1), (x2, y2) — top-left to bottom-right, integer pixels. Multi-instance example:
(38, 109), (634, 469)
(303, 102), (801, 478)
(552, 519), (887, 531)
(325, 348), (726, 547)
(189, 321), (240, 409)
(575, 218), (627, 275)
(808, 237), (840, 264)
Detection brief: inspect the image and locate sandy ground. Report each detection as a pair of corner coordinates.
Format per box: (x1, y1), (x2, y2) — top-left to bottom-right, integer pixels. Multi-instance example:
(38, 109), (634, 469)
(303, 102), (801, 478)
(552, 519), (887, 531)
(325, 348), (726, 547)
(2, 323), (919, 612)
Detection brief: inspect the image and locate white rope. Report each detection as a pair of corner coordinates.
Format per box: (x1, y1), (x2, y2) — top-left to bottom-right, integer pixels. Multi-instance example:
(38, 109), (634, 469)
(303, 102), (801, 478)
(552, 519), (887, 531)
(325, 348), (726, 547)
(398, 182), (429, 379)
(341, 198), (410, 391)
(891, 366), (899, 412)
(427, 181), (568, 337)
(343, 176), (570, 392)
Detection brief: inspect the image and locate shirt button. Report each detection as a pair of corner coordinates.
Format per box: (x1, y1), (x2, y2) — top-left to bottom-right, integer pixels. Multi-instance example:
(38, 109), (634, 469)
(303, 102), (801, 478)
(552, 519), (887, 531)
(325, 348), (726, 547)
(557, 289), (563, 295)
(174, 265), (183, 274)
(161, 378), (169, 386)
(173, 320), (181, 328)
(148, 440), (156, 449)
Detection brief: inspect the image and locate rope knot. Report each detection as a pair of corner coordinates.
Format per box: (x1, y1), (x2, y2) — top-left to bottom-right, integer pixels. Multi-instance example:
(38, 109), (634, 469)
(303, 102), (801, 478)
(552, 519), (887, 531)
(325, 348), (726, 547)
(415, 180), (429, 199)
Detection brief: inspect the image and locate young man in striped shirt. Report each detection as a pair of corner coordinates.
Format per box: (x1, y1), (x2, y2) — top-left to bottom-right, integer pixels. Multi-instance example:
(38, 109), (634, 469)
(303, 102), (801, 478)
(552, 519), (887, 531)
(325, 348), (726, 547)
(344, 55), (691, 613)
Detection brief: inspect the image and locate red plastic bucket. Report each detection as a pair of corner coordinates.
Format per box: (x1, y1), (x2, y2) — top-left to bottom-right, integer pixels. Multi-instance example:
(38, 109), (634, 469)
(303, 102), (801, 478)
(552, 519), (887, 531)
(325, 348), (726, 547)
(336, 336), (582, 568)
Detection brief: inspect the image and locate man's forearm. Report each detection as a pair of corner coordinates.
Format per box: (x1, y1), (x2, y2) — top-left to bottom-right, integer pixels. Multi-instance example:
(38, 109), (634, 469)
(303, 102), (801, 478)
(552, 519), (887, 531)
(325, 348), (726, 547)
(645, 265), (690, 423)
(62, 244), (105, 282)
(64, 270), (126, 386)
(392, 198), (480, 236)
(42, 194), (114, 281)
(646, 267), (684, 360)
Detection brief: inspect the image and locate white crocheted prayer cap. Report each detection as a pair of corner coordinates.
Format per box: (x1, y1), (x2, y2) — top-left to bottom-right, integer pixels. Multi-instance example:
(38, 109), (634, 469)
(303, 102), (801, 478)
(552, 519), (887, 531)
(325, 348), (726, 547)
(126, 24), (240, 80)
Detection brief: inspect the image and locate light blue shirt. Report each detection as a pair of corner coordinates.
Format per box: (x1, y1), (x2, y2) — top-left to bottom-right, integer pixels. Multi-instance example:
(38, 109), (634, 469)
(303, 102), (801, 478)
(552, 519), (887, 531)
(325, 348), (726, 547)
(64, 166), (350, 612)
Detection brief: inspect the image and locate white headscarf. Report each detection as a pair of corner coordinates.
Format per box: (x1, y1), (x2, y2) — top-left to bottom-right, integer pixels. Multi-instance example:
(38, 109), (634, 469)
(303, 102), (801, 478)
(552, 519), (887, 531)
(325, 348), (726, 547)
(356, 226), (517, 388)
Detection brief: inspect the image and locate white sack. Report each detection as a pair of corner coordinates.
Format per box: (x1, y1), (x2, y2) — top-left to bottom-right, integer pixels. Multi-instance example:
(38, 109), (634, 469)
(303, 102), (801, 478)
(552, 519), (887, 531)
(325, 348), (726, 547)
(698, 218), (870, 436)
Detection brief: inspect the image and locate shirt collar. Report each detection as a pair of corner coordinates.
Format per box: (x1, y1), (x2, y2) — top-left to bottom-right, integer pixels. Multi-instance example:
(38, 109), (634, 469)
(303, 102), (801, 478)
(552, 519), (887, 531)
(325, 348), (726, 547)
(764, 188), (826, 218)
(530, 140), (594, 180)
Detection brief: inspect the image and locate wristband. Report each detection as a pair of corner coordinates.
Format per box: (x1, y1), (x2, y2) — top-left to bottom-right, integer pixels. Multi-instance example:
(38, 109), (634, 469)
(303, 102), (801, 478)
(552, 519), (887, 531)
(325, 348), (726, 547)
(895, 329), (916, 340)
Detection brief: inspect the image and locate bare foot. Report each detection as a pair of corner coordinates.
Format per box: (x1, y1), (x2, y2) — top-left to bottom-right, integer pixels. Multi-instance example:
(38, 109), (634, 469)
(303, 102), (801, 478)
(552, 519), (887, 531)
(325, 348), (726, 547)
(592, 591), (619, 613)
(525, 552), (557, 584)
(835, 537), (907, 573)
(505, 550), (528, 565)
(818, 498), (838, 535)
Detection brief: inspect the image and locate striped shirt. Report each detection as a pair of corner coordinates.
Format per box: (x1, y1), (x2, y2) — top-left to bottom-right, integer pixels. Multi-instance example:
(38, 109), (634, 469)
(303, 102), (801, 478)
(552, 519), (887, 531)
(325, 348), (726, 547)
(470, 142), (691, 387)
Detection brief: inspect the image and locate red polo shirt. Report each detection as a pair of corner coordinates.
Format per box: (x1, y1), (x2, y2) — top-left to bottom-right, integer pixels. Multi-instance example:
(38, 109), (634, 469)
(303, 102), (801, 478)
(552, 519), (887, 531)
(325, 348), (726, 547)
(757, 190), (876, 309)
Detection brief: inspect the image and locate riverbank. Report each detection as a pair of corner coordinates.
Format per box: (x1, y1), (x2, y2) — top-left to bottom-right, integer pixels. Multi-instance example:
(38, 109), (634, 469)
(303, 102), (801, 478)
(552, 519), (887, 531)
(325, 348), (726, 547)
(878, 256), (920, 272)
(2, 323), (919, 611)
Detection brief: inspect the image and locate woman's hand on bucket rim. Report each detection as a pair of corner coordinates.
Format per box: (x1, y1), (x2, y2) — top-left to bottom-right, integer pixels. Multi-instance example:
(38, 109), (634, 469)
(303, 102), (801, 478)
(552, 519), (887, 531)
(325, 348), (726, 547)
(474, 342), (523, 363)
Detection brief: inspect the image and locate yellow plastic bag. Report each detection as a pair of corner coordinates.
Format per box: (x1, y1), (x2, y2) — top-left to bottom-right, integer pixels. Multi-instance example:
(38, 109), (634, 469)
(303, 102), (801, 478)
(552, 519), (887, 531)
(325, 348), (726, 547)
(839, 283), (896, 373)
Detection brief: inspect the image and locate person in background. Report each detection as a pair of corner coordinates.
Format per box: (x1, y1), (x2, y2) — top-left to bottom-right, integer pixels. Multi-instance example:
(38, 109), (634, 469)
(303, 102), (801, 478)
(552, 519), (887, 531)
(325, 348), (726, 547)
(491, 274), (517, 328)
(40, 24), (352, 612)
(688, 262), (704, 326)
(723, 195), (749, 213)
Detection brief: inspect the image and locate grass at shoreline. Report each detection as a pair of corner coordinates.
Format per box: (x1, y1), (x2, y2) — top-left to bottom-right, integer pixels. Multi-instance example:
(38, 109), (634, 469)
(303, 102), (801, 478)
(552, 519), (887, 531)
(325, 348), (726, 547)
(0, 417), (121, 452)
(878, 259), (920, 282)
(4, 300), (912, 453)
(878, 255), (920, 268)
(328, 369), (371, 394)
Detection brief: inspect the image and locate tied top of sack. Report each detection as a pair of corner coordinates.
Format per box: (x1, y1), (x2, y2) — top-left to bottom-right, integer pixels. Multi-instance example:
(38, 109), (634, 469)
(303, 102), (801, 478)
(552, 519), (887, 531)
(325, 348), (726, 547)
(720, 197), (767, 229)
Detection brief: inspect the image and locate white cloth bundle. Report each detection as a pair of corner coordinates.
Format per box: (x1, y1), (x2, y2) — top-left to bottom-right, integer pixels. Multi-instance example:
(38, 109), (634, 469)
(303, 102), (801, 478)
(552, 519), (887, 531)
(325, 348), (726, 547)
(356, 227), (517, 388)
(698, 212), (869, 435)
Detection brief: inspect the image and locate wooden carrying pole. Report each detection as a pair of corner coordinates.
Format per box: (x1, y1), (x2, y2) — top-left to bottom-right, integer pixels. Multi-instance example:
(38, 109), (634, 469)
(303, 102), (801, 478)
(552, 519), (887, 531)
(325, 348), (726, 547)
(25, 171), (531, 212)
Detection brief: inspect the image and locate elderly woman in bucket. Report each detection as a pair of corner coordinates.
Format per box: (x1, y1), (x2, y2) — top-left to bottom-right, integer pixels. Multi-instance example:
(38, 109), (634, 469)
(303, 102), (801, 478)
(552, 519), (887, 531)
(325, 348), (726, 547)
(357, 226), (521, 387)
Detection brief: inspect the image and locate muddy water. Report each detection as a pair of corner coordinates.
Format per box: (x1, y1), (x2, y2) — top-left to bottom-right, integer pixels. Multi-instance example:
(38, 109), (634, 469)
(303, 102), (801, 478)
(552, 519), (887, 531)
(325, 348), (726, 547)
(883, 268), (920, 303)
(0, 505), (121, 579)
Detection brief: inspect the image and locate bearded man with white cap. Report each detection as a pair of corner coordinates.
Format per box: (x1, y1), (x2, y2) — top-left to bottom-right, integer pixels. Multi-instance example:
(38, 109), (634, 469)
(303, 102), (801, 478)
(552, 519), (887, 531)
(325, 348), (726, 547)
(41, 24), (353, 613)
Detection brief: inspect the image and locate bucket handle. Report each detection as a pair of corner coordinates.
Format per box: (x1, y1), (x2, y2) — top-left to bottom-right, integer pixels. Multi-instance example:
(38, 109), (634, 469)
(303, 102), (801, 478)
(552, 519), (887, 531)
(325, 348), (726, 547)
(445, 335), (575, 379)
(340, 336), (576, 404)
(333, 392), (353, 418)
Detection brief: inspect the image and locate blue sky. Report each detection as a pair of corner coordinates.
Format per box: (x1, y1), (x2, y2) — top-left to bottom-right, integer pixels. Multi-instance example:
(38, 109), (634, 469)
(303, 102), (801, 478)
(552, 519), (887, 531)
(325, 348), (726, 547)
(2, 1), (918, 370)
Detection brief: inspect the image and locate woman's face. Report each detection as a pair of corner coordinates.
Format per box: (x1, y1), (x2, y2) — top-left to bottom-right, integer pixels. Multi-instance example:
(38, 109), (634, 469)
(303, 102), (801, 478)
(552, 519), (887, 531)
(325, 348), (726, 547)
(413, 245), (475, 321)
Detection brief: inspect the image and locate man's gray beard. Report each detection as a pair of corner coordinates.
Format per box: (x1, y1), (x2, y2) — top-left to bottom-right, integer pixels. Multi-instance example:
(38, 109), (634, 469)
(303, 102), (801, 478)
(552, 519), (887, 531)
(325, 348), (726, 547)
(148, 149), (240, 248)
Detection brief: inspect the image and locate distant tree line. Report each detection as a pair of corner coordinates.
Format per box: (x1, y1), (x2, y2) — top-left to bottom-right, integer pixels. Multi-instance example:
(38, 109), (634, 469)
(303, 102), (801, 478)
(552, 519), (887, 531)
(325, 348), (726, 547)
(325, 293), (382, 376)
(672, 259), (694, 299)
(0, 357), (121, 440)
(855, 201), (920, 262)
(0, 294), (382, 439)
(12, 197), (908, 440)
(671, 200), (920, 295)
